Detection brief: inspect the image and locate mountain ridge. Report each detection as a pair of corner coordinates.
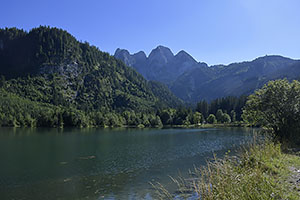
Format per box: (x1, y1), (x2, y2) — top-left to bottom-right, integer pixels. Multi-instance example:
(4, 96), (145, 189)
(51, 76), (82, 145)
(114, 46), (204, 85)
(115, 46), (300, 102)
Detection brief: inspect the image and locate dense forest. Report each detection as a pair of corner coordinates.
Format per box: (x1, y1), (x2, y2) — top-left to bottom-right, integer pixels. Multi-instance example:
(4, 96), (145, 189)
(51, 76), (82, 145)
(0, 81), (247, 128)
(0, 26), (247, 128)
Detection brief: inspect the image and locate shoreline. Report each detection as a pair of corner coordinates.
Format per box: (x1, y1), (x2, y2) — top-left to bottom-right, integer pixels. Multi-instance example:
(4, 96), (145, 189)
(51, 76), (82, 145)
(154, 140), (300, 199)
(0, 122), (250, 129)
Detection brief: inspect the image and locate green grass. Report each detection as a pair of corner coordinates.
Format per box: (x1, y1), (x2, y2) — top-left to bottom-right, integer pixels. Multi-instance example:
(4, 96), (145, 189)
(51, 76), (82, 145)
(153, 139), (300, 199)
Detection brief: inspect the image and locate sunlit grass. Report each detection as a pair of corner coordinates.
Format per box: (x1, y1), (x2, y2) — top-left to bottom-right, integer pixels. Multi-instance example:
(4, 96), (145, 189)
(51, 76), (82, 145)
(152, 138), (300, 199)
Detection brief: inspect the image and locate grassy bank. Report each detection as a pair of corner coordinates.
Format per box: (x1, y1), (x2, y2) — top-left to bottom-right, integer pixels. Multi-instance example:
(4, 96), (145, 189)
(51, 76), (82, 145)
(153, 139), (300, 199)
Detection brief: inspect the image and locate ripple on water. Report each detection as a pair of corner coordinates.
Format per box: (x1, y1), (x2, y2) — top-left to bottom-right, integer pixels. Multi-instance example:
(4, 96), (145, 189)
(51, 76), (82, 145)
(0, 127), (253, 200)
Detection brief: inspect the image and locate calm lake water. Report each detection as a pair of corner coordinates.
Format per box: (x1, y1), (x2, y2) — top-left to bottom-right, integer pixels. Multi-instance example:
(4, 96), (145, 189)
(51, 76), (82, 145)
(0, 127), (254, 200)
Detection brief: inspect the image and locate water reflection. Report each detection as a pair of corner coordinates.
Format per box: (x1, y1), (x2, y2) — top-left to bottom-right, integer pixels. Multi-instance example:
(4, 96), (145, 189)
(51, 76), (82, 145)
(0, 127), (253, 199)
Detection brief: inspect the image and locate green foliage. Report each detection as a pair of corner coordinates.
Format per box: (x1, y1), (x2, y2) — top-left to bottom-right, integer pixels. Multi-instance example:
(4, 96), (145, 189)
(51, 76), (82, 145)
(159, 109), (176, 125)
(0, 89), (166, 128)
(196, 100), (209, 118)
(154, 140), (300, 200)
(149, 115), (163, 127)
(0, 26), (80, 77)
(221, 113), (231, 123)
(173, 107), (192, 125)
(192, 112), (203, 125)
(148, 81), (183, 108)
(0, 26), (181, 114)
(216, 109), (223, 122)
(0, 89), (84, 127)
(243, 79), (300, 144)
(215, 109), (231, 123)
(207, 114), (217, 124)
(230, 110), (236, 122)
(196, 96), (247, 122)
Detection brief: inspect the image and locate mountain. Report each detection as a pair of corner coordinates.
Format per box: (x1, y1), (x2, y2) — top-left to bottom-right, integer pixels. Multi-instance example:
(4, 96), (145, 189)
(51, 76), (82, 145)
(114, 45), (207, 85)
(171, 55), (300, 102)
(115, 46), (300, 103)
(0, 27), (182, 113)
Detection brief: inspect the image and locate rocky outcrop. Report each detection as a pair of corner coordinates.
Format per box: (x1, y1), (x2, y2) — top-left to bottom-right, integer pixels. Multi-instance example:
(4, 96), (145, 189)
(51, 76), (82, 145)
(39, 62), (82, 78)
(114, 45), (207, 85)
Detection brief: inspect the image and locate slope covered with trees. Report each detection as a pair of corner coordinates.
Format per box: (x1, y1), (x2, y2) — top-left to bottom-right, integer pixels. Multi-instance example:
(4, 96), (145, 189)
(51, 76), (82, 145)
(0, 26), (182, 111)
(0, 26), (185, 127)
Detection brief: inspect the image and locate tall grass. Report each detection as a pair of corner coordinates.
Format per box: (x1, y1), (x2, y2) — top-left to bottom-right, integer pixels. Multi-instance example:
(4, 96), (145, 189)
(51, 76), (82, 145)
(152, 138), (299, 199)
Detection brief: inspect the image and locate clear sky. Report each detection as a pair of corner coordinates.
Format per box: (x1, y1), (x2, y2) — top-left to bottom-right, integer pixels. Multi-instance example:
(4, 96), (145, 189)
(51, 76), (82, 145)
(1, 0), (300, 65)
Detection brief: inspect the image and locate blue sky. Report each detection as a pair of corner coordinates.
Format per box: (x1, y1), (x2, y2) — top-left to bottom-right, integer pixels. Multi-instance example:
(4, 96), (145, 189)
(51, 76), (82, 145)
(1, 0), (300, 65)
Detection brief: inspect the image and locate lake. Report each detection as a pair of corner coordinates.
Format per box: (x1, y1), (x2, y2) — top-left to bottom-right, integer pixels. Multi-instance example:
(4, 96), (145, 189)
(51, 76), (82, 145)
(0, 127), (254, 200)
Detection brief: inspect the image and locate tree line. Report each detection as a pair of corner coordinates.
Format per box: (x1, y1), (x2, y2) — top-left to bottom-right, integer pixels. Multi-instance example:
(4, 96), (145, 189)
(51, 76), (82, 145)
(2, 77), (300, 147)
(0, 87), (246, 128)
(196, 95), (247, 123)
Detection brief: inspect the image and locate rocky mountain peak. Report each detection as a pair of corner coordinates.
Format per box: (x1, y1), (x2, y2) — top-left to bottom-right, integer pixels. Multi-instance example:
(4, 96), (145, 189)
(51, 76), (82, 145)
(113, 45), (210, 84)
(114, 48), (134, 66)
(133, 51), (147, 61)
(175, 50), (197, 63)
(148, 45), (174, 64)
(114, 48), (130, 58)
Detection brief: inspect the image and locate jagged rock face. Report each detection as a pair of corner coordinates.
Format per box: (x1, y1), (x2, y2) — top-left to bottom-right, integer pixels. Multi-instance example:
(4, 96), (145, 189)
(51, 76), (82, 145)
(174, 50), (207, 75)
(38, 62), (83, 102)
(114, 48), (135, 66)
(114, 45), (207, 85)
(148, 45), (174, 65)
(39, 62), (82, 78)
(115, 46), (300, 103)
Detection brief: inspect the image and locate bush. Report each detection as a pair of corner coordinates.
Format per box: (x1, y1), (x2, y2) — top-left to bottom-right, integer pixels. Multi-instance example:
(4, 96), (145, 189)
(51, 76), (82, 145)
(207, 114), (217, 124)
(243, 79), (300, 144)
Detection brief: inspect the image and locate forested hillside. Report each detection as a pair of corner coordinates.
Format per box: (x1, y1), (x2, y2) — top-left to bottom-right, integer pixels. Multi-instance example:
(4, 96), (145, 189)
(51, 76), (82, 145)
(0, 26), (183, 127)
(0, 26), (183, 110)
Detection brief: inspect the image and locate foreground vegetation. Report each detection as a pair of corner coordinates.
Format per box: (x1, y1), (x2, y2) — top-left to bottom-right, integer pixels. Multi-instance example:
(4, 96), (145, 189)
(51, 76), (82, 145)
(243, 79), (300, 145)
(153, 139), (300, 199)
